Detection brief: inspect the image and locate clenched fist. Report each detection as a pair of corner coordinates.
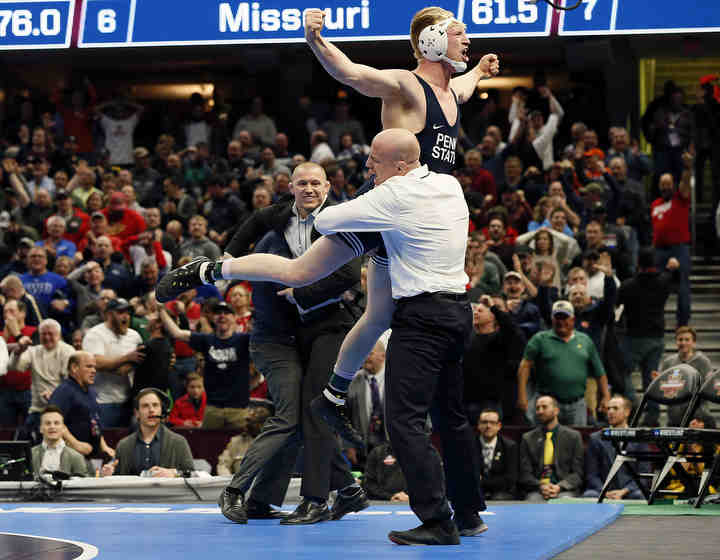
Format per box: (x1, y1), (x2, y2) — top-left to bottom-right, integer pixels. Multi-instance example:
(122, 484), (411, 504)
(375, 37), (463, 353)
(305, 8), (325, 42)
(478, 53), (500, 78)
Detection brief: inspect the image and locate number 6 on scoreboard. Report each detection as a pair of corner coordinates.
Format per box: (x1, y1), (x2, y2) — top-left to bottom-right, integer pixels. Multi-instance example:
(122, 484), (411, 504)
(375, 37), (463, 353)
(98, 8), (116, 33)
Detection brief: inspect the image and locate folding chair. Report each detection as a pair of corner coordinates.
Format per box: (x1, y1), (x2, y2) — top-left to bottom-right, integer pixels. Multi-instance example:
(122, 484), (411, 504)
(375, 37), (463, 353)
(598, 363), (703, 504)
(647, 368), (720, 508)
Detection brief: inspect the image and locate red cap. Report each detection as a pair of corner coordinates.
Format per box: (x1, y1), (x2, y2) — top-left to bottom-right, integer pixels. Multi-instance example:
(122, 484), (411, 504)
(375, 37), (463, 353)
(109, 191), (127, 207)
(583, 148), (605, 159)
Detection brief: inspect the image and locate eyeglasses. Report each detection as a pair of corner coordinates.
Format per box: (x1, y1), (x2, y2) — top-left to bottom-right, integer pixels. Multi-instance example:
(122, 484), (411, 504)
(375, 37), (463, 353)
(478, 420), (499, 425)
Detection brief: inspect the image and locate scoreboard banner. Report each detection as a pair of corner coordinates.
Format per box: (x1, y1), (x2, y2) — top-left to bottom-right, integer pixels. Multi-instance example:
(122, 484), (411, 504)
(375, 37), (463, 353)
(559, 0), (720, 36)
(0, 0), (75, 49)
(78, 0), (552, 48)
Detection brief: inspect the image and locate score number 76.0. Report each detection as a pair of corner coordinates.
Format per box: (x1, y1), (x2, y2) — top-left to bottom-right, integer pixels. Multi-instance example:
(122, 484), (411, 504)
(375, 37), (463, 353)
(0, 9), (62, 37)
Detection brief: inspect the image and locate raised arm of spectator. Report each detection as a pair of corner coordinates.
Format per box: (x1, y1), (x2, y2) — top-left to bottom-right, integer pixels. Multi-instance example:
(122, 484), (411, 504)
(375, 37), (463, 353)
(159, 307), (191, 342)
(511, 254), (537, 298)
(594, 257), (618, 325)
(3, 159), (31, 208)
(679, 152), (693, 199)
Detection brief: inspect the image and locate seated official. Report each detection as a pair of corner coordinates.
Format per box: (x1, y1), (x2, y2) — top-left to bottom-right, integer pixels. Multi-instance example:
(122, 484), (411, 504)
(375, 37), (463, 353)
(32, 406), (88, 478)
(477, 409), (518, 500)
(583, 395), (645, 499)
(519, 396), (584, 501)
(362, 441), (408, 502)
(102, 388), (194, 477)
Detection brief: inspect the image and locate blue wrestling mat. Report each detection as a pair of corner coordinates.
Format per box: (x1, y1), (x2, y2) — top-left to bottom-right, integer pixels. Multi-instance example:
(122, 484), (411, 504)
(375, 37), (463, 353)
(0, 503), (622, 559)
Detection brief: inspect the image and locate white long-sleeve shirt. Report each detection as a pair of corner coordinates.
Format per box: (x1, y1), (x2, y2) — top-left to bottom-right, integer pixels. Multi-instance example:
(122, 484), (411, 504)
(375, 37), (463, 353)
(0, 337), (8, 377)
(315, 165), (469, 299)
(509, 95), (565, 170)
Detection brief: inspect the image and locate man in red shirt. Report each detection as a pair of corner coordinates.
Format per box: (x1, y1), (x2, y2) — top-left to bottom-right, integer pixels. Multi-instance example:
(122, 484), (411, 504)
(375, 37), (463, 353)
(102, 191), (147, 241)
(0, 300), (36, 426)
(650, 152), (692, 326)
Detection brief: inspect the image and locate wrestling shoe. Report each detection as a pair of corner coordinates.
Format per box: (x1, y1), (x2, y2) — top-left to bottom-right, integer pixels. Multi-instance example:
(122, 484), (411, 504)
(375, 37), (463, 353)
(331, 487), (370, 520)
(388, 520), (460, 546)
(453, 511), (489, 536)
(218, 488), (247, 524)
(310, 393), (364, 449)
(156, 256), (212, 303)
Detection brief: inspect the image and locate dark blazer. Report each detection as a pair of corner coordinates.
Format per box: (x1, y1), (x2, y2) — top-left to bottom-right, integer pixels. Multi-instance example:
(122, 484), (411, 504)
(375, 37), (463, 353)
(584, 430), (643, 496)
(224, 197), (360, 311)
(114, 425), (194, 475)
(478, 435), (518, 497)
(519, 424), (584, 493)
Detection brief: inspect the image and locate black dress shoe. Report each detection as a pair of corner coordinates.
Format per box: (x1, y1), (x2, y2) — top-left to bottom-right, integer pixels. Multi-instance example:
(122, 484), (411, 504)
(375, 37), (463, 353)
(218, 488), (247, 524)
(280, 499), (331, 525)
(310, 394), (364, 448)
(453, 511), (489, 536)
(156, 256), (212, 303)
(245, 499), (288, 520)
(331, 487), (370, 520)
(388, 519), (460, 545)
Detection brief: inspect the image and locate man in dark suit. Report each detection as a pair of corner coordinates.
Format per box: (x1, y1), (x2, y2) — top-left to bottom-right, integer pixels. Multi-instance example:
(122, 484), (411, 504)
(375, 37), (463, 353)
(476, 409), (517, 500)
(102, 388), (194, 477)
(519, 395), (584, 501)
(583, 395), (645, 499)
(346, 338), (387, 466)
(218, 162), (368, 525)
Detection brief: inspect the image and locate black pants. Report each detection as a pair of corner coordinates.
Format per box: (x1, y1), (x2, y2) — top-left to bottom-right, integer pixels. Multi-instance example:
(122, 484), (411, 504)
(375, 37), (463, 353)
(385, 293), (485, 523)
(296, 307), (356, 500)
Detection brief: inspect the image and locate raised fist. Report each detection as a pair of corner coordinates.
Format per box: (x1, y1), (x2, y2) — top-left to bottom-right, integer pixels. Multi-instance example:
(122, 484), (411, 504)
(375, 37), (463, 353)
(479, 54), (500, 78)
(305, 8), (325, 41)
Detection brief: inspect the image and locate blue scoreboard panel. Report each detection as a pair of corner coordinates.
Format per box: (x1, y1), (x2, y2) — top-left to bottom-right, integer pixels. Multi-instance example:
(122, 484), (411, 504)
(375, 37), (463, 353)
(78, 0), (553, 48)
(559, 0), (720, 36)
(0, 0), (75, 49)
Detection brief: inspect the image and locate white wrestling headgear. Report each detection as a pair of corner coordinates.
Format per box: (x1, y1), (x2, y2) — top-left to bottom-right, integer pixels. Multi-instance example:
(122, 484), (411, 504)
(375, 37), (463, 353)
(418, 18), (467, 74)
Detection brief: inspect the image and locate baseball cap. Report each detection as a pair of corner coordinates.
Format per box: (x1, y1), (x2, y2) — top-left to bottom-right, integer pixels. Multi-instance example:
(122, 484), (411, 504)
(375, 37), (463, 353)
(91, 211), (105, 220)
(504, 271), (523, 281)
(514, 245), (533, 256)
(134, 147), (150, 158)
(582, 182), (605, 196)
(591, 201), (607, 214)
(55, 189), (69, 199)
(19, 237), (35, 248)
(583, 148), (605, 159)
(0, 211), (10, 229)
(106, 298), (131, 312)
(212, 301), (235, 314)
(551, 300), (574, 318)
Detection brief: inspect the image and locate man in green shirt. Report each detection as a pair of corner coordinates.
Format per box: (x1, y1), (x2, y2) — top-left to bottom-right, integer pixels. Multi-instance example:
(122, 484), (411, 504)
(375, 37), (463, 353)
(517, 300), (610, 425)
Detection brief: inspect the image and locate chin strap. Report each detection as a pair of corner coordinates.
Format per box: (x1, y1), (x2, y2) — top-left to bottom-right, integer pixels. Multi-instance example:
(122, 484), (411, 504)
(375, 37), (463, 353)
(418, 18), (467, 74)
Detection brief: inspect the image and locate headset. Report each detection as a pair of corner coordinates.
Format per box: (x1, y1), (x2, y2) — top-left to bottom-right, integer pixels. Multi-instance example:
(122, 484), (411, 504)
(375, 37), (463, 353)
(134, 387), (174, 420)
(418, 18), (467, 74)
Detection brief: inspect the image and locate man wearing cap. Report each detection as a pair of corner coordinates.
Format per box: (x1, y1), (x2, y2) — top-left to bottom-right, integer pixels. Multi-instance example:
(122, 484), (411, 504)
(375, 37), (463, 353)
(160, 301), (252, 431)
(15, 188), (55, 235)
(50, 190), (90, 247)
(82, 298), (145, 427)
(503, 269), (542, 342)
(101, 191), (146, 241)
(25, 157), (55, 198)
(132, 147), (161, 207)
(517, 300), (610, 426)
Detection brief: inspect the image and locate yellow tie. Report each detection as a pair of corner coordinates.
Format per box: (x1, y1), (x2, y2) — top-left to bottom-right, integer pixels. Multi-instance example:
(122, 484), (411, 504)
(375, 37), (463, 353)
(541, 432), (554, 484)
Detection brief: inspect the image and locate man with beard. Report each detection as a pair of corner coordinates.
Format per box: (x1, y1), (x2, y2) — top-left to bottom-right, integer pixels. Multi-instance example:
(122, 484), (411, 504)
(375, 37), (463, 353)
(102, 388), (194, 477)
(82, 298), (145, 427)
(651, 153), (692, 327)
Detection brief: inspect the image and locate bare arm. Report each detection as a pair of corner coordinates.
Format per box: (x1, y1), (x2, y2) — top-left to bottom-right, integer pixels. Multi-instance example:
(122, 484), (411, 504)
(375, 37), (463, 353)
(517, 358), (533, 410)
(3, 159), (31, 208)
(450, 54), (500, 104)
(63, 426), (93, 456)
(304, 9), (408, 99)
(679, 152), (693, 199)
(159, 307), (191, 342)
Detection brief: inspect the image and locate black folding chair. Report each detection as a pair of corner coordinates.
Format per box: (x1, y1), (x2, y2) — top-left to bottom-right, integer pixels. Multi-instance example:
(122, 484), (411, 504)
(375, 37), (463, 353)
(647, 368), (720, 508)
(598, 363), (703, 504)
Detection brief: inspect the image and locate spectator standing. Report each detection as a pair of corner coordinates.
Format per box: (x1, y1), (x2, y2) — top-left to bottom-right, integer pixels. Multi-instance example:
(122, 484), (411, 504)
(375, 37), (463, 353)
(0, 300), (36, 427)
(20, 246), (69, 317)
(616, 249), (680, 424)
(322, 100), (367, 153)
(651, 153), (692, 327)
(48, 351), (115, 460)
(233, 97), (277, 147)
(96, 97), (143, 166)
(179, 215), (221, 260)
(519, 396), (584, 501)
(82, 298), (145, 427)
(517, 301), (610, 426)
